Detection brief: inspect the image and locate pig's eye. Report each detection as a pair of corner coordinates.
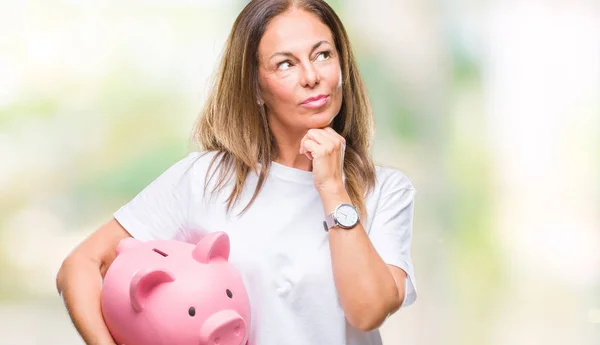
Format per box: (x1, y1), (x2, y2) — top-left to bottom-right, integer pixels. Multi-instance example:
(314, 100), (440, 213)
(226, 289), (233, 298)
(188, 307), (196, 317)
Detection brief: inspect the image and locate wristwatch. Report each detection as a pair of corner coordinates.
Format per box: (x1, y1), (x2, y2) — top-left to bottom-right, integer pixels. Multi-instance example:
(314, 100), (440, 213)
(323, 203), (360, 231)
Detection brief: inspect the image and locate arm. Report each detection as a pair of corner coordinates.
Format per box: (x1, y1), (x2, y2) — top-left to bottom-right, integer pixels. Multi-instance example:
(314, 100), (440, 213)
(300, 128), (411, 331)
(56, 219), (132, 345)
(321, 188), (406, 331)
(56, 152), (200, 343)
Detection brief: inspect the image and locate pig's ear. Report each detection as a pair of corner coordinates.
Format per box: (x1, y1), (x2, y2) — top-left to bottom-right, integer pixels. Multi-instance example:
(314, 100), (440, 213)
(192, 232), (230, 264)
(116, 237), (141, 256)
(130, 268), (175, 312)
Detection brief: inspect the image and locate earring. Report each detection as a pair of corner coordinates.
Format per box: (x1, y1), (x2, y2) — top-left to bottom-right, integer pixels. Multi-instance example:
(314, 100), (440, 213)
(257, 99), (262, 105)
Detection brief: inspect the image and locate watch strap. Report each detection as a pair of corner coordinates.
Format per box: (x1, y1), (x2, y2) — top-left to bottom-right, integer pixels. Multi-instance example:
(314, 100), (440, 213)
(323, 212), (335, 231)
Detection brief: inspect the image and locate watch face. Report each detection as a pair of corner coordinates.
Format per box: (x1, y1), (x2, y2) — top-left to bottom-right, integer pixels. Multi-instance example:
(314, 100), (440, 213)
(336, 204), (359, 228)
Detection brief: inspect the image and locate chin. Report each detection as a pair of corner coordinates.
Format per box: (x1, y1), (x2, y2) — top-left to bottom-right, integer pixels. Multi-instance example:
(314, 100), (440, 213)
(307, 111), (336, 129)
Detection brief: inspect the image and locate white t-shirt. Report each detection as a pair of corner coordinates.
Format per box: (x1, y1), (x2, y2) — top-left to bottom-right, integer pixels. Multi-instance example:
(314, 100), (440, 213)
(114, 151), (417, 345)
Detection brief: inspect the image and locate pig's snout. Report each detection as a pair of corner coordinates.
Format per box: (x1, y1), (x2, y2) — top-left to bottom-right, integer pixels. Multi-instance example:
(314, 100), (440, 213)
(199, 310), (247, 345)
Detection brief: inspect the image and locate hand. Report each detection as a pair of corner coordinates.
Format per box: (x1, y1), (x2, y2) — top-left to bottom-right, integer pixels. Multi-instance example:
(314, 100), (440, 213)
(299, 127), (346, 194)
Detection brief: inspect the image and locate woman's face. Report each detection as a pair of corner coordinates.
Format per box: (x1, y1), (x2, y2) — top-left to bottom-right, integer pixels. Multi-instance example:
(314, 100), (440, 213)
(257, 8), (343, 134)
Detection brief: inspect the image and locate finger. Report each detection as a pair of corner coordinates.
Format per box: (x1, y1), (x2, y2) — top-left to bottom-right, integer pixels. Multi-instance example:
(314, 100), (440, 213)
(306, 128), (330, 145)
(300, 129), (324, 155)
(322, 126), (338, 138)
(322, 128), (346, 152)
(302, 138), (324, 159)
(300, 133), (312, 155)
(303, 129), (330, 156)
(302, 139), (316, 160)
(322, 128), (346, 174)
(324, 127), (346, 146)
(320, 127), (338, 143)
(308, 129), (340, 155)
(323, 128), (346, 167)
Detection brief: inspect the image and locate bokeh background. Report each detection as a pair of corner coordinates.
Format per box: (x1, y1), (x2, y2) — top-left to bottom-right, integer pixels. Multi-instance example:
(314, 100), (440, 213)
(1, 0), (599, 344)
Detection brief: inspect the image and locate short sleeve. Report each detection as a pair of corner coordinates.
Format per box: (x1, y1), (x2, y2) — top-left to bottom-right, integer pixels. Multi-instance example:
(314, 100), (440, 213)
(368, 171), (418, 308)
(113, 152), (202, 242)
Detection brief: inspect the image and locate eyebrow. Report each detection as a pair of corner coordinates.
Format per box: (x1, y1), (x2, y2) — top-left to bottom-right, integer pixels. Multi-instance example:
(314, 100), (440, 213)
(269, 40), (330, 61)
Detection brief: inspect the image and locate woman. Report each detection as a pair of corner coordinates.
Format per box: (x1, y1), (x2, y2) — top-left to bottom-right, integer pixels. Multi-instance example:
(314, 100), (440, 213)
(56, 0), (417, 344)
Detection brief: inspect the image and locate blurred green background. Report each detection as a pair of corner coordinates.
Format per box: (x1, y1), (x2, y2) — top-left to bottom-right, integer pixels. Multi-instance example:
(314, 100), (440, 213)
(1, 0), (599, 344)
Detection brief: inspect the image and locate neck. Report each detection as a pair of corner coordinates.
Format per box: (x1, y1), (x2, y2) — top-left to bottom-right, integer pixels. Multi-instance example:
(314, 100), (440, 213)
(269, 121), (313, 172)
(275, 146), (313, 172)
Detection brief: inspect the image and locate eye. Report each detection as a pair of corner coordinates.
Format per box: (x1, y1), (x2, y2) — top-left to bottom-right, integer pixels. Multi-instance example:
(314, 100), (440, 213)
(277, 61), (292, 70)
(188, 307), (196, 317)
(316, 51), (331, 61)
(226, 289), (233, 298)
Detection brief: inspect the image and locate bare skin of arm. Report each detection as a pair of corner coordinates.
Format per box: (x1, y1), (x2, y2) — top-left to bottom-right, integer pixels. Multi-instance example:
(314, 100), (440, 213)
(56, 219), (131, 345)
(321, 187), (407, 331)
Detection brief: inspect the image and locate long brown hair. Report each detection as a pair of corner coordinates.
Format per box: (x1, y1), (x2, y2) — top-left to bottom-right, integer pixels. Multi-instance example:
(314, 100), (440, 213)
(194, 0), (376, 216)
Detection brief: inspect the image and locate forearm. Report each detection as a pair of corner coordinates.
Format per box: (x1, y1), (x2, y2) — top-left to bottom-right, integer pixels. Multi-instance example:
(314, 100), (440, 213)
(321, 187), (401, 331)
(56, 257), (116, 345)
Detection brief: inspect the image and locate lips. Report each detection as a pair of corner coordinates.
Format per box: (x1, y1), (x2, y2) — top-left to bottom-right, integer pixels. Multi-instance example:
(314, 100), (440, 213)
(302, 94), (328, 104)
(301, 94), (329, 108)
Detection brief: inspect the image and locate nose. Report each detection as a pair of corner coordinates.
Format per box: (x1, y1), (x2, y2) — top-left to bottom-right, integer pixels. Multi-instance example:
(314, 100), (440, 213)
(199, 310), (247, 345)
(300, 63), (320, 88)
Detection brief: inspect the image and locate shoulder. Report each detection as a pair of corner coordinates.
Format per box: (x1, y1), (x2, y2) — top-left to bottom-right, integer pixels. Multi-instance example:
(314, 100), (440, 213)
(154, 150), (225, 188)
(171, 150), (223, 174)
(374, 165), (416, 194)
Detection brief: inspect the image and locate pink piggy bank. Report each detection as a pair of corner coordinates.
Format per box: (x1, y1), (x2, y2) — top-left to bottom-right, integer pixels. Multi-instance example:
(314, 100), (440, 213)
(101, 231), (251, 345)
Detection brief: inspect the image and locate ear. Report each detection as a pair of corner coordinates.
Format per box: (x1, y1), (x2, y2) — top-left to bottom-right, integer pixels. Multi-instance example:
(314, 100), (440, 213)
(256, 87), (264, 106)
(116, 237), (142, 256)
(192, 231), (230, 264)
(130, 268), (175, 312)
